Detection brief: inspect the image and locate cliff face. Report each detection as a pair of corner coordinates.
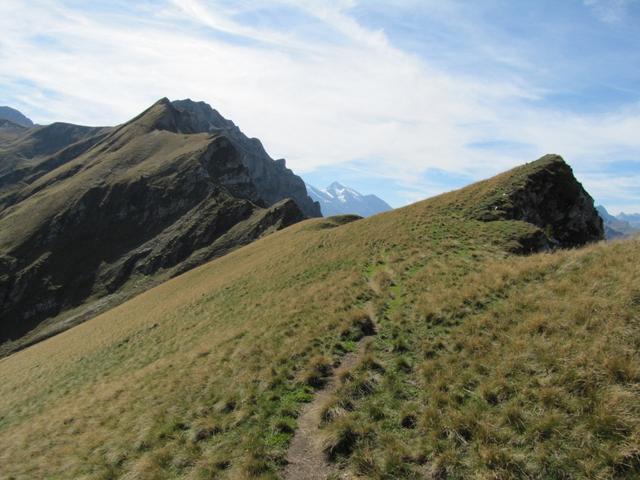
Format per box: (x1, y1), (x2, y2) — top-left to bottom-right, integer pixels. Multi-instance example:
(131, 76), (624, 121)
(475, 155), (604, 250)
(0, 99), (307, 350)
(172, 99), (321, 217)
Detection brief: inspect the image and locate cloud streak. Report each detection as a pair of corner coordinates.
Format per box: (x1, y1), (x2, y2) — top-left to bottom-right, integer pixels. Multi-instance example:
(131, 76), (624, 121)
(0, 0), (638, 211)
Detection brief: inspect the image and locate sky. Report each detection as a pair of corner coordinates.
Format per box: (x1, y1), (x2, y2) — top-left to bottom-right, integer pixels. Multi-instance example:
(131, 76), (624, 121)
(1, 0), (639, 213)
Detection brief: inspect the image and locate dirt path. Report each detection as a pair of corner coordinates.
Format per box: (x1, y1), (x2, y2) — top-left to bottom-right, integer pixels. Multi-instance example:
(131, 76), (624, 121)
(283, 305), (377, 480)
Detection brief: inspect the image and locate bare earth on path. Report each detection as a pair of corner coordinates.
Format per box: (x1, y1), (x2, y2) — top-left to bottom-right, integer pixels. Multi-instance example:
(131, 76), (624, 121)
(283, 331), (375, 480)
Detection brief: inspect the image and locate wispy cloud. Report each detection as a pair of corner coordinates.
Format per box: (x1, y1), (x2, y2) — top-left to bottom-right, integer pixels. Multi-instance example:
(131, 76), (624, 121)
(0, 0), (638, 211)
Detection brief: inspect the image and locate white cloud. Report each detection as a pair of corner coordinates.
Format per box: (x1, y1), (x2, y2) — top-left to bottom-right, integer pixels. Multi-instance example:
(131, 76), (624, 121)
(580, 171), (640, 214)
(0, 0), (638, 209)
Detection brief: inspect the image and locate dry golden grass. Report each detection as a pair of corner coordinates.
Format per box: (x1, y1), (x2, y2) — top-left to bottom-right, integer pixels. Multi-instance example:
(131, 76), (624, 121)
(0, 156), (635, 479)
(323, 239), (640, 478)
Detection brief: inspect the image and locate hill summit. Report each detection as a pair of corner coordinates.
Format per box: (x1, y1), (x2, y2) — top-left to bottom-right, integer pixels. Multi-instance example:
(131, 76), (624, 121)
(466, 154), (603, 249)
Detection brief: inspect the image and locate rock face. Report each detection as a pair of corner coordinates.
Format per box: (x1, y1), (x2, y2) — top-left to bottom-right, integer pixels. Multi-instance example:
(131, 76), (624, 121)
(0, 106), (34, 128)
(0, 98), (310, 349)
(171, 99), (320, 218)
(477, 154), (604, 250)
(305, 181), (392, 217)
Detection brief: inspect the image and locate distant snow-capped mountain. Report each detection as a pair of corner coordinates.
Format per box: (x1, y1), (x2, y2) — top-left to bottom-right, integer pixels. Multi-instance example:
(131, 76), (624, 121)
(305, 181), (392, 217)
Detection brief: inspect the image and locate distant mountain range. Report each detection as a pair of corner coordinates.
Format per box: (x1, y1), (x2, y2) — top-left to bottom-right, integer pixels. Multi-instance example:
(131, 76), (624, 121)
(305, 181), (392, 217)
(597, 205), (639, 239)
(618, 212), (640, 229)
(0, 106), (34, 127)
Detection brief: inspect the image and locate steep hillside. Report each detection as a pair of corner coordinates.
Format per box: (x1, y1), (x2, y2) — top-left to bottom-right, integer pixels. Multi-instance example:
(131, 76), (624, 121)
(0, 155), (626, 480)
(306, 181), (392, 217)
(0, 98), (311, 354)
(0, 122), (111, 208)
(0, 119), (29, 144)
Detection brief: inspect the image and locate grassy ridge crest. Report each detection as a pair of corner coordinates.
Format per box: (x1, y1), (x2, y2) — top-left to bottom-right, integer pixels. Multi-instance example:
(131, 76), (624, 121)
(0, 156), (629, 479)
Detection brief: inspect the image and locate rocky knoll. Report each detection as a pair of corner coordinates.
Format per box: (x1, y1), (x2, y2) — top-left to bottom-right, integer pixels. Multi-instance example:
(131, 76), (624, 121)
(474, 154), (603, 250)
(0, 98), (313, 351)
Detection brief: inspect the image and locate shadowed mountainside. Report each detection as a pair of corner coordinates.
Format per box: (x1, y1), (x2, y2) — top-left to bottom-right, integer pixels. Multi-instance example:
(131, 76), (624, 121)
(172, 99), (320, 218)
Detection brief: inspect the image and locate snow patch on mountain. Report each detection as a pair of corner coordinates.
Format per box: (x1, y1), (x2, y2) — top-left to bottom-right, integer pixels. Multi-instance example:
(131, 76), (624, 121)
(305, 181), (392, 217)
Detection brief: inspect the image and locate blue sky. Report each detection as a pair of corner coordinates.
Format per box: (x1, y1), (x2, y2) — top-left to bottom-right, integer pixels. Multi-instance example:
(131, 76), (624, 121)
(1, 0), (639, 213)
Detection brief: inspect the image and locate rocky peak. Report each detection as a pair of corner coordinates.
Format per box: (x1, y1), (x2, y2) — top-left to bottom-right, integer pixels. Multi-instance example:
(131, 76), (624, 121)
(478, 154), (604, 249)
(170, 98), (320, 217)
(109, 98), (319, 217)
(171, 98), (235, 131)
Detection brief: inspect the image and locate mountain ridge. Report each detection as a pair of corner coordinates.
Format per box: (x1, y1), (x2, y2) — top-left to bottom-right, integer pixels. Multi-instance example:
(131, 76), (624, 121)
(0, 98), (317, 353)
(618, 211), (640, 228)
(597, 205), (640, 239)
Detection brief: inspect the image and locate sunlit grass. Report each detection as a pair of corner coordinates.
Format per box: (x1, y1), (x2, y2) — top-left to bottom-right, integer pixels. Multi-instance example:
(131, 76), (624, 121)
(0, 156), (635, 479)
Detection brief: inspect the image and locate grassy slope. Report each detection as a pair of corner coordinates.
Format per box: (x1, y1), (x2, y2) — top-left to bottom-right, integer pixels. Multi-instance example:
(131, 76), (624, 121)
(0, 129), (212, 252)
(0, 157), (637, 479)
(0, 123), (108, 181)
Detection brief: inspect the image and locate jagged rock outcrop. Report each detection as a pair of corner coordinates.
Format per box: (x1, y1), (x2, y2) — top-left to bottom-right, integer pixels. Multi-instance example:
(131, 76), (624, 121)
(0, 98), (310, 349)
(172, 99), (320, 217)
(476, 154), (604, 250)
